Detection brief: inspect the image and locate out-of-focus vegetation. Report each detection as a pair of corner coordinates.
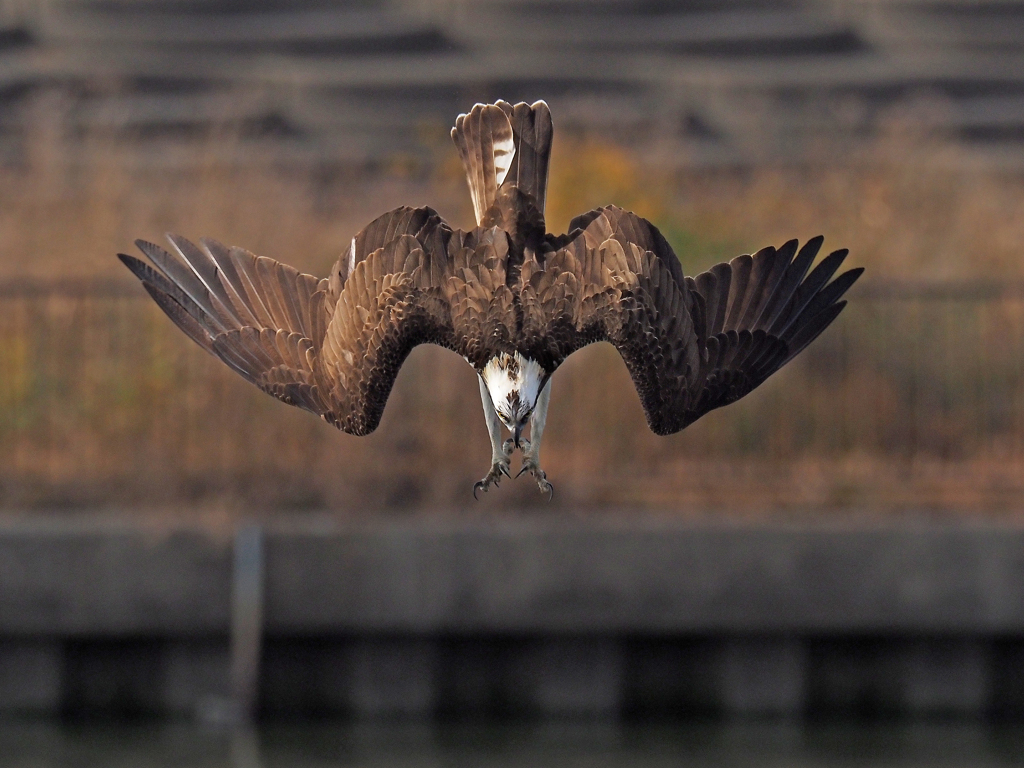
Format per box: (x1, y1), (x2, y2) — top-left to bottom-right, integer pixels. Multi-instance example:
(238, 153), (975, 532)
(3, 103), (1024, 519)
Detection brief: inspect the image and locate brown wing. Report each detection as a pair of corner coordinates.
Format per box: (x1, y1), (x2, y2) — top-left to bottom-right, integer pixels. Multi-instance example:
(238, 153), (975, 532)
(522, 206), (863, 435)
(118, 206), (461, 436)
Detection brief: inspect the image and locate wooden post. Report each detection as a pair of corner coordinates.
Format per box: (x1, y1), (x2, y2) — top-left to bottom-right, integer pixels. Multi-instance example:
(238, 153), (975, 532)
(230, 524), (264, 723)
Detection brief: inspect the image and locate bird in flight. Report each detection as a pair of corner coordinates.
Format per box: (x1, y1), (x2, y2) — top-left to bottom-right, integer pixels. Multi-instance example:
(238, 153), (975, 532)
(119, 100), (862, 499)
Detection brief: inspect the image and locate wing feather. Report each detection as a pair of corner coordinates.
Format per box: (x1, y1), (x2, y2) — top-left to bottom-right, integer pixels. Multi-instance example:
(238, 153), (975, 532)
(723, 253), (753, 331)
(746, 239), (796, 329)
(736, 246), (776, 329)
(140, 281), (217, 356)
(228, 247), (276, 328)
(759, 235), (822, 331)
(197, 237), (263, 327)
(785, 301), (848, 358)
(769, 248), (849, 337)
(164, 233), (240, 329)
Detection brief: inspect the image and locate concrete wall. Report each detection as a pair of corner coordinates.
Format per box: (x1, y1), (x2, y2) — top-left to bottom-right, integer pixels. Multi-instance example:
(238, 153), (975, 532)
(2, 518), (1024, 720)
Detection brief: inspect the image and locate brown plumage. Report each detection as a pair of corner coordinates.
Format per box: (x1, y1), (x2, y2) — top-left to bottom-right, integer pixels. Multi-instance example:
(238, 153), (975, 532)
(119, 100), (862, 492)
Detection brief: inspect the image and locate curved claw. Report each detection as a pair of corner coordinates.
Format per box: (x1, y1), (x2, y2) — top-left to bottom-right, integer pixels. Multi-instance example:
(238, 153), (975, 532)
(515, 464), (530, 479)
(475, 459), (510, 498)
(542, 481), (554, 501)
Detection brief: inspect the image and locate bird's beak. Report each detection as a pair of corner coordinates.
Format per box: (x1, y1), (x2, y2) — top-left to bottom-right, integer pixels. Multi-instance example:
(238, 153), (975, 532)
(514, 421), (524, 450)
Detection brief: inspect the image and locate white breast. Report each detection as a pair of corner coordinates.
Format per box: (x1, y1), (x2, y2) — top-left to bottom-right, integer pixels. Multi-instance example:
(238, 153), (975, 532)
(481, 352), (545, 421)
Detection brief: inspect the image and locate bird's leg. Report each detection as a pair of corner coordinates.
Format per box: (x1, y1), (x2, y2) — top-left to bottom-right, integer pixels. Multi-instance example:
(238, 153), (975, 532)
(474, 375), (513, 499)
(516, 378), (553, 499)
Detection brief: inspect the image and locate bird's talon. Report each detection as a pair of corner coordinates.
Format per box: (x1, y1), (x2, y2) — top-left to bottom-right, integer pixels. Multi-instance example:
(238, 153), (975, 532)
(474, 459), (511, 497)
(533, 469), (553, 499)
(502, 439), (515, 457)
(515, 459), (553, 499)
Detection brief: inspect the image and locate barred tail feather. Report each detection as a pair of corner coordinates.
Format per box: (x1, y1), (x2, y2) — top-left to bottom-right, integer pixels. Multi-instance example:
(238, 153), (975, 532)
(451, 100), (553, 224)
(452, 103), (514, 225)
(497, 99), (552, 214)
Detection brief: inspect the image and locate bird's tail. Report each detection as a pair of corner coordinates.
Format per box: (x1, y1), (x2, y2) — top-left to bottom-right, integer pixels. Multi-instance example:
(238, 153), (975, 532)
(451, 100), (553, 225)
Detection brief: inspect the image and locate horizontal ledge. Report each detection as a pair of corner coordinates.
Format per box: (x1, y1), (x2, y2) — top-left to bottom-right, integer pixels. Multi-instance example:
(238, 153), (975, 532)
(1, 518), (1023, 635)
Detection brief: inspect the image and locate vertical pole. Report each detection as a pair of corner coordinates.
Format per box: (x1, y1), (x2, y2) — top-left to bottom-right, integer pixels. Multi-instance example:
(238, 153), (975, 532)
(230, 727), (263, 768)
(230, 524), (264, 723)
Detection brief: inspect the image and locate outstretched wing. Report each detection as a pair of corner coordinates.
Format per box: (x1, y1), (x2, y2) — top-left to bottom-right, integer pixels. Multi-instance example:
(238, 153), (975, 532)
(118, 206), (460, 436)
(683, 234), (861, 431)
(521, 206), (862, 435)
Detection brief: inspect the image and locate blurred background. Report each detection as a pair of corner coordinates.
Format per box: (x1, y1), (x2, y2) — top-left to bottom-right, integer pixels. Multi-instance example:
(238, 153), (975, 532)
(2, 0), (1024, 515)
(3, 0), (1024, 765)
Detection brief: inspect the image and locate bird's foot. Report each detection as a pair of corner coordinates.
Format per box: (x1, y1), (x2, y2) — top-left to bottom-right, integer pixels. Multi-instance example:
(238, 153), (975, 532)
(473, 444), (514, 499)
(473, 460), (510, 498)
(516, 457), (553, 500)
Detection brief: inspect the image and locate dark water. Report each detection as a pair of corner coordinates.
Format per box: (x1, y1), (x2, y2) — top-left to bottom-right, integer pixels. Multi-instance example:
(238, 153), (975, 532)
(3, 722), (1024, 768)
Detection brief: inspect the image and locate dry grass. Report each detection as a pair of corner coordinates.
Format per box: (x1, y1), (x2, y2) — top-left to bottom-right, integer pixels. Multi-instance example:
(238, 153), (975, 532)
(3, 101), (1024, 519)
(663, 129), (1024, 281)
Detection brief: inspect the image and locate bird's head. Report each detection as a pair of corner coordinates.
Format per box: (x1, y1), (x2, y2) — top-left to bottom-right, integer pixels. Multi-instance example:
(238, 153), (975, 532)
(482, 352), (546, 448)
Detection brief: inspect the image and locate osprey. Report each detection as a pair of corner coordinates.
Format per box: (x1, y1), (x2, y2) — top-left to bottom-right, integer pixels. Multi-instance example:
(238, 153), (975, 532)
(119, 100), (862, 499)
